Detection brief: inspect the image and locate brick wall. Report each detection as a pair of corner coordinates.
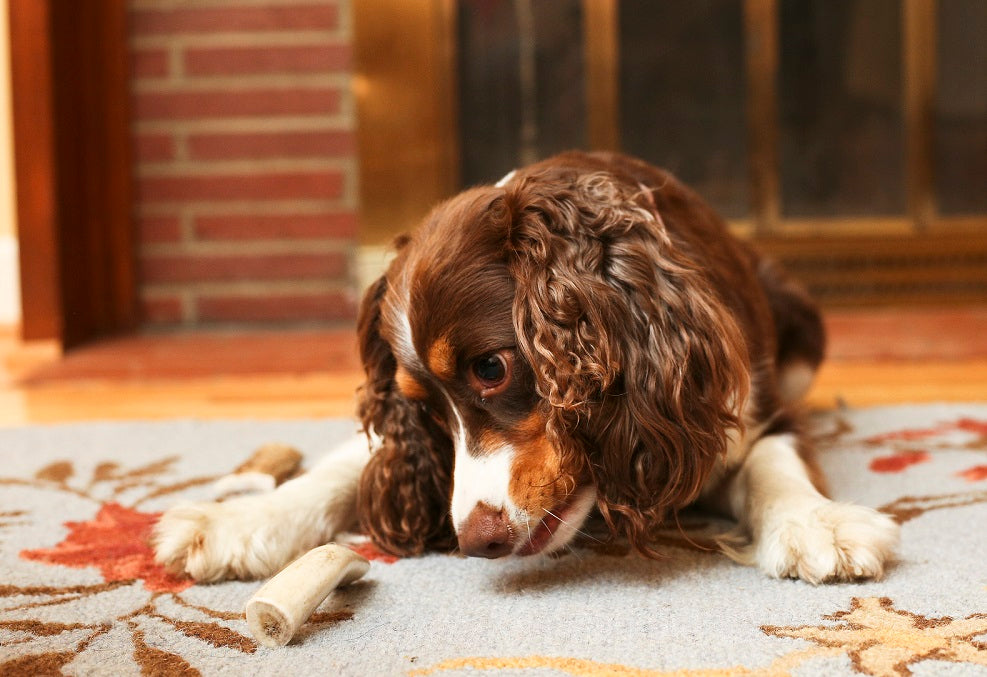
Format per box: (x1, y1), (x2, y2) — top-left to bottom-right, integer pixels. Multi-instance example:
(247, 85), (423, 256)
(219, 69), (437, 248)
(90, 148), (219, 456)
(129, 0), (358, 328)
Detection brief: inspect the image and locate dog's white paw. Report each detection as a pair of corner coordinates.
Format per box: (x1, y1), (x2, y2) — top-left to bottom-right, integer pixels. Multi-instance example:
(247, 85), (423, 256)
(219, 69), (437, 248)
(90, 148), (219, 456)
(754, 501), (899, 584)
(720, 501), (900, 584)
(153, 499), (291, 582)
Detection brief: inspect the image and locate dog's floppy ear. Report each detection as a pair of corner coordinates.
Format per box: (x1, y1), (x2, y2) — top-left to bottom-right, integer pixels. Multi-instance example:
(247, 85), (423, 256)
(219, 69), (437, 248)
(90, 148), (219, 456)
(355, 262), (456, 556)
(504, 171), (749, 554)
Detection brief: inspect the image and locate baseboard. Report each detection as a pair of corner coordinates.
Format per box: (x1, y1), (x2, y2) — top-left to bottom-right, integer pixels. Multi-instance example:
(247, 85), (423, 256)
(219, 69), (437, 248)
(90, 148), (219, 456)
(0, 235), (20, 325)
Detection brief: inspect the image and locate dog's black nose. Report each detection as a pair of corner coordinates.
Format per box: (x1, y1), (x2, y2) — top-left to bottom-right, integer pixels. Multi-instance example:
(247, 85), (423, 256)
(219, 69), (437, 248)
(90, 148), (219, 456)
(458, 503), (514, 558)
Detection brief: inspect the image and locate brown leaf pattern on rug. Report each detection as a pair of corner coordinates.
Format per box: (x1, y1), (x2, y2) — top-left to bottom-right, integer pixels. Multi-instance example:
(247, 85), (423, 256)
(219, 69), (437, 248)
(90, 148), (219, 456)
(0, 448), (372, 674)
(35, 461), (74, 484)
(0, 651), (80, 675)
(2, 412), (986, 674)
(0, 454), (259, 674)
(155, 615), (258, 654)
(0, 619), (90, 636)
(878, 489), (987, 524)
(132, 626), (203, 677)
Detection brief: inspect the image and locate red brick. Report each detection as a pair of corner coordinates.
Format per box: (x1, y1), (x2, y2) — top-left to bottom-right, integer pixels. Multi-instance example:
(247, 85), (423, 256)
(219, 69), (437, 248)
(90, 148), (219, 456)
(139, 215), (183, 243)
(195, 213), (358, 240)
(138, 170), (344, 202)
(187, 130), (354, 160)
(197, 292), (356, 323)
(134, 88), (340, 121)
(131, 48), (170, 79)
(141, 252), (349, 284)
(132, 6), (338, 36)
(185, 44), (350, 76)
(135, 133), (176, 162)
(141, 295), (185, 324)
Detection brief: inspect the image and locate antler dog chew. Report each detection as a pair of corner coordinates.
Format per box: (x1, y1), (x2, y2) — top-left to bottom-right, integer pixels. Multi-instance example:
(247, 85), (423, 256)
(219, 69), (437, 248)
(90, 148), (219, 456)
(245, 544), (369, 647)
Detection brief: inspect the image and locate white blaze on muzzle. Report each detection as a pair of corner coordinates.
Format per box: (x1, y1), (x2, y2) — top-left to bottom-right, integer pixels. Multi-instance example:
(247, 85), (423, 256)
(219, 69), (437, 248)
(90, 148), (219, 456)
(447, 401), (520, 532)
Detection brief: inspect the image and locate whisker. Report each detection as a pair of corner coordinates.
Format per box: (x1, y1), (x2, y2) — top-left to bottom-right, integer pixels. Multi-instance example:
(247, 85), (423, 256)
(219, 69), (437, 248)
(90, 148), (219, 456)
(565, 542), (584, 562)
(543, 507), (603, 544)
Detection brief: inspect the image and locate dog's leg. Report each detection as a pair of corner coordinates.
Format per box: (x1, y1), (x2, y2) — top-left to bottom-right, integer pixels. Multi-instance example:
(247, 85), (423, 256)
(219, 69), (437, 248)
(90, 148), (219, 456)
(718, 433), (899, 583)
(153, 434), (371, 582)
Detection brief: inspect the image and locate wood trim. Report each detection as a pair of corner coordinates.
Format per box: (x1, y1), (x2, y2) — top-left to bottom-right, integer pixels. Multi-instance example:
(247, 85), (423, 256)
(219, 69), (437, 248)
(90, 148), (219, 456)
(8, 0), (61, 342)
(770, 218), (914, 238)
(903, 0), (937, 231)
(8, 0), (136, 347)
(583, 0), (620, 151)
(755, 233), (987, 306)
(743, 0), (781, 235)
(755, 232), (987, 257)
(930, 216), (987, 234)
(354, 0), (459, 246)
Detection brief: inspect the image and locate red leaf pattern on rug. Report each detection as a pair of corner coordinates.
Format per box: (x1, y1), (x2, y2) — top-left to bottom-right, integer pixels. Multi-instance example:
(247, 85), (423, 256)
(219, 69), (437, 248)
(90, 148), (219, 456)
(955, 418), (987, 435)
(869, 450), (931, 473)
(20, 502), (192, 593)
(865, 426), (952, 444)
(347, 540), (400, 564)
(958, 465), (987, 482)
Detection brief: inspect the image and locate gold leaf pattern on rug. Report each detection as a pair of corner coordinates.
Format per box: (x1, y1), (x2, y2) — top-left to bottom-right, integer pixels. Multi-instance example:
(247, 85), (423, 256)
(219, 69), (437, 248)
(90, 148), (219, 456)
(762, 597), (987, 677)
(3, 411), (986, 674)
(411, 595), (987, 677)
(410, 648), (850, 677)
(410, 655), (748, 676)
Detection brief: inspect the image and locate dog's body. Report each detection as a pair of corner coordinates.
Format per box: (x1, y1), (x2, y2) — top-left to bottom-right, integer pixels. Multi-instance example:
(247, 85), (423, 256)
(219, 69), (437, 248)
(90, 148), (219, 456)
(155, 152), (898, 583)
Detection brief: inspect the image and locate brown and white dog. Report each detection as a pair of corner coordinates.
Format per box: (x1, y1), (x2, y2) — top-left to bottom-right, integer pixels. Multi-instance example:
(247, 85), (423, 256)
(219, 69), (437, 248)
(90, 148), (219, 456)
(154, 151), (898, 584)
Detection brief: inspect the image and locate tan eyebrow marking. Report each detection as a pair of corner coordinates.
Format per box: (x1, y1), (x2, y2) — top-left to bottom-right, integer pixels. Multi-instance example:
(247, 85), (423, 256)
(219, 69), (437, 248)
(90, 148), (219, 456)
(395, 365), (428, 400)
(427, 336), (456, 381)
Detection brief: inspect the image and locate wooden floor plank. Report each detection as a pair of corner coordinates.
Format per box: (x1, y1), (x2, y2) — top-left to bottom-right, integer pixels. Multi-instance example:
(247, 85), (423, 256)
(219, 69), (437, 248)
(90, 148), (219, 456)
(2, 306), (985, 426)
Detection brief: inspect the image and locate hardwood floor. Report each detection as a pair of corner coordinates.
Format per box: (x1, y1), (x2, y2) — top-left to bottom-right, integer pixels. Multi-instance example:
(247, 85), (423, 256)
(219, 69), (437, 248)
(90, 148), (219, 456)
(1, 307), (985, 426)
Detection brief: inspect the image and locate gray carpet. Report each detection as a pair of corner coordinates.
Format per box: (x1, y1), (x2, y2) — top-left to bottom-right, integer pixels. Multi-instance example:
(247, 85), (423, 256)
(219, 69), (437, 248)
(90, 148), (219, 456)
(1, 404), (987, 676)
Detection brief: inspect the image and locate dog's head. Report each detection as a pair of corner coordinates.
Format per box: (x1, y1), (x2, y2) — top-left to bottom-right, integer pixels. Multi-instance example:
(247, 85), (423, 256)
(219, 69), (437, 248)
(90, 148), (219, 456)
(356, 159), (749, 559)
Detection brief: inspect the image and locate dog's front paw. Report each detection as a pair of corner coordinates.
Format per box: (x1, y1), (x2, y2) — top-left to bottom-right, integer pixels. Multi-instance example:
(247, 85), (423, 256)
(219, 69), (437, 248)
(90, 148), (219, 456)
(153, 499), (287, 582)
(753, 501), (900, 584)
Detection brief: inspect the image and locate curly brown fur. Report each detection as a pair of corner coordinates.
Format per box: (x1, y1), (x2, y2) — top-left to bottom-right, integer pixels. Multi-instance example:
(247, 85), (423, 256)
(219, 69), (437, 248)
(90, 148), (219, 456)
(500, 167), (750, 554)
(355, 268), (456, 555)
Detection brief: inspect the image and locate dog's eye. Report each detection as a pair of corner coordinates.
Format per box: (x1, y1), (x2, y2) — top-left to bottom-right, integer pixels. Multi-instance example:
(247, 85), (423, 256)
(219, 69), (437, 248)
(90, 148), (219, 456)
(473, 355), (506, 383)
(469, 351), (512, 397)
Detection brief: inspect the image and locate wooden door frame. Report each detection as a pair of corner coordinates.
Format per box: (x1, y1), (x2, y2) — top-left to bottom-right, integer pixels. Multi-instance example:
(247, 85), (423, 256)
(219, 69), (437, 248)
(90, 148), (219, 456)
(8, 0), (136, 348)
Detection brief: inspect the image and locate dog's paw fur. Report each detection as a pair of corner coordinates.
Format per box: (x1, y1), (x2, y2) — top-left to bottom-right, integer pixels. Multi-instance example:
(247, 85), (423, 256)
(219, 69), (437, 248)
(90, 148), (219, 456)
(153, 499), (292, 582)
(720, 501), (900, 584)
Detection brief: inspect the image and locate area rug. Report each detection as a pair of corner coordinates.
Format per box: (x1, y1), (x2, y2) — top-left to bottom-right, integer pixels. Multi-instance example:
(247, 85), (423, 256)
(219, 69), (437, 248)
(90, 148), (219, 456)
(1, 404), (986, 677)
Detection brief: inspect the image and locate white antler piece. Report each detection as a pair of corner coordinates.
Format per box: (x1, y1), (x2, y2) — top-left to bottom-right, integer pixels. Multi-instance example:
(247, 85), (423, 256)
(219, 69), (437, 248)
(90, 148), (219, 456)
(245, 543), (370, 647)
